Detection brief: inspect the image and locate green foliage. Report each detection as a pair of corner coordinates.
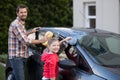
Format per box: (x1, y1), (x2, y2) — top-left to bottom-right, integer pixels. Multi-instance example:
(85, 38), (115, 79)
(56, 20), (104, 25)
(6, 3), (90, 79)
(0, 0), (73, 54)
(26, 0), (73, 28)
(0, 0), (28, 54)
(0, 65), (5, 80)
(0, 53), (7, 63)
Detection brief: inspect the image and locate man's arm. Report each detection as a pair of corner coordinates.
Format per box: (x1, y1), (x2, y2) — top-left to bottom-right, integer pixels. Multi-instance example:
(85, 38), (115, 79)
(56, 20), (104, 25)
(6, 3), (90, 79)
(26, 27), (40, 35)
(13, 25), (47, 45)
(30, 37), (47, 44)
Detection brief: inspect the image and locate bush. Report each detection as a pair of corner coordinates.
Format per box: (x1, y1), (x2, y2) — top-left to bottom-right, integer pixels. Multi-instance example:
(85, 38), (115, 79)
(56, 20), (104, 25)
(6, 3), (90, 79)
(0, 54), (7, 63)
(0, 0), (73, 54)
(0, 65), (5, 80)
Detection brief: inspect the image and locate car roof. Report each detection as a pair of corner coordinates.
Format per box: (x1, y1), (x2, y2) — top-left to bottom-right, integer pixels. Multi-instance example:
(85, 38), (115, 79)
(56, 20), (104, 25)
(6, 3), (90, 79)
(41, 27), (113, 35)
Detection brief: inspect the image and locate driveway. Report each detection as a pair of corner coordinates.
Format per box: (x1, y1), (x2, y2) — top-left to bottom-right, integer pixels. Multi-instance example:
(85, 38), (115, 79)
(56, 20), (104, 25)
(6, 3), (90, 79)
(0, 62), (6, 67)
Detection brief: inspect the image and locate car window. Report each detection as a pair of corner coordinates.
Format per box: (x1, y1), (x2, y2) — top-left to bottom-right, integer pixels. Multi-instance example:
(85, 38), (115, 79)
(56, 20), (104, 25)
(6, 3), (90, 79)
(106, 37), (120, 54)
(59, 51), (68, 60)
(58, 38), (69, 60)
(65, 46), (78, 61)
(78, 54), (92, 72)
(78, 34), (120, 67)
(28, 32), (36, 39)
(28, 30), (46, 40)
(63, 45), (92, 72)
(58, 45), (78, 61)
(88, 37), (107, 56)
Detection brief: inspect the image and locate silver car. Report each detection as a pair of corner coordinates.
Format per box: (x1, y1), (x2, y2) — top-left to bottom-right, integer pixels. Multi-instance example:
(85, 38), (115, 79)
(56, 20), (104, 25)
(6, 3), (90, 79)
(6, 27), (120, 80)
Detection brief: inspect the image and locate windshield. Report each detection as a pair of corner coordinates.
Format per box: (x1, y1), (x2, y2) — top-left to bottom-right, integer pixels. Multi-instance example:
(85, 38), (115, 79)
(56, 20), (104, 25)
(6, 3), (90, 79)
(78, 33), (120, 66)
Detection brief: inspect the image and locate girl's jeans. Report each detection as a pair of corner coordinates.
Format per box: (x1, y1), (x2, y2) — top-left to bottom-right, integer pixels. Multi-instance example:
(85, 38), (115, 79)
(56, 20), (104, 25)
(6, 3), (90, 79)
(10, 57), (27, 80)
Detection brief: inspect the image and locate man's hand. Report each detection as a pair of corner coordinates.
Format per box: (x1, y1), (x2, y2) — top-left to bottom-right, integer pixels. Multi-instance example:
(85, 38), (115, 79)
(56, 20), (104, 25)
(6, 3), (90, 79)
(32, 27), (40, 33)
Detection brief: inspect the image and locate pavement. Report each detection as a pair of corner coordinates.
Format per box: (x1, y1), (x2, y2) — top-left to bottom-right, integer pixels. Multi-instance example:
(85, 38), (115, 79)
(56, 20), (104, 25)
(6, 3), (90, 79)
(0, 62), (6, 67)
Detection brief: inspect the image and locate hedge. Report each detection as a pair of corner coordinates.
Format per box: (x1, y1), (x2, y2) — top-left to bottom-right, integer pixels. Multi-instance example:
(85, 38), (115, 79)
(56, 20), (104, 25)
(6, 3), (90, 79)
(0, 0), (73, 54)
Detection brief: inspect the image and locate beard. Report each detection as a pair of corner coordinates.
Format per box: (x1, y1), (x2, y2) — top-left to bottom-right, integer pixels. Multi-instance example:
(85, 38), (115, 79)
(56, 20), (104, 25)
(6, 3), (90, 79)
(21, 18), (26, 21)
(19, 15), (27, 21)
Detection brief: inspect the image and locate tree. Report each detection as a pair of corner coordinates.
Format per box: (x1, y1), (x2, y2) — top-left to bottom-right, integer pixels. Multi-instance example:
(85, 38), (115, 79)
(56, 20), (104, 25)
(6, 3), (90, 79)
(0, 0), (73, 54)
(0, 0), (27, 54)
(27, 0), (73, 28)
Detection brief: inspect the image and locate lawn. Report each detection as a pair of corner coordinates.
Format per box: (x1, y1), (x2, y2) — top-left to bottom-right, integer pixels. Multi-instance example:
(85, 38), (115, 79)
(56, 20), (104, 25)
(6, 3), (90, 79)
(0, 54), (7, 63)
(0, 54), (7, 80)
(0, 65), (5, 80)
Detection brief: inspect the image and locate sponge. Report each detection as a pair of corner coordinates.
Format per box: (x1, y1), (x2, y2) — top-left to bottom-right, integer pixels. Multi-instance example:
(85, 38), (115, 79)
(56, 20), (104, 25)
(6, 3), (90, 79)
(42, 31), (53, 46)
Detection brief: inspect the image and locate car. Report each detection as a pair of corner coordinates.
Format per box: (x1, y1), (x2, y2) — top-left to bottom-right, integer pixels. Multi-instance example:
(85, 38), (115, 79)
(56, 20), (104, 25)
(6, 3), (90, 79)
(6, 27), (120, 80)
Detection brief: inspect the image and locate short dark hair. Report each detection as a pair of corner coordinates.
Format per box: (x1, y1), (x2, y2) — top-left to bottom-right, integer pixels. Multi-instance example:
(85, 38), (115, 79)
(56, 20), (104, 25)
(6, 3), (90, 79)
(16, 4), (28, 13)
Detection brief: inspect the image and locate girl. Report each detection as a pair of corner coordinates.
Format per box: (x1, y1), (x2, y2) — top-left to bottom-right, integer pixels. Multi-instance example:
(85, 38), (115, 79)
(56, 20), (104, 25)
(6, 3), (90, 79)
(41, 37), (71, 80)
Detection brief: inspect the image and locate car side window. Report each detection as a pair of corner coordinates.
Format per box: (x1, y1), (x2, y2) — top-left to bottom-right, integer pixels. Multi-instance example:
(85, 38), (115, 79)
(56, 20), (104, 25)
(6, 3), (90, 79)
(64, 45), (92, 73)
(66, 46), (91, 72)
(58, 45), (78, 62)
(66, 45), (91, 72)
(61, 45), (78, 64)
(28, 30), (54, 54)
(58, 35), (69, 60)
(38, 31), (66, 54)
(78, 54), (92, 72)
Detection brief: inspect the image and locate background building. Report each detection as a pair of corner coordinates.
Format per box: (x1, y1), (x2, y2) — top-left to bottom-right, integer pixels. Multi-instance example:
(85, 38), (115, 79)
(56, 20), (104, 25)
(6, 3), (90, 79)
(73, 0), (120, 34)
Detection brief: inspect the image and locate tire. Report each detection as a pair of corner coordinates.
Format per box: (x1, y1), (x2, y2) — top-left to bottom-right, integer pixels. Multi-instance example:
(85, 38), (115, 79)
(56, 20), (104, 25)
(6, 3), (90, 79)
(6, 71), (12, 80)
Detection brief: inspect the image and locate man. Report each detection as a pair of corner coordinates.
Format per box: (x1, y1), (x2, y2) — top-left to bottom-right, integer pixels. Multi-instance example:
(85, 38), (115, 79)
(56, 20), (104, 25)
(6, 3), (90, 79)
(8, 4), (47, 80)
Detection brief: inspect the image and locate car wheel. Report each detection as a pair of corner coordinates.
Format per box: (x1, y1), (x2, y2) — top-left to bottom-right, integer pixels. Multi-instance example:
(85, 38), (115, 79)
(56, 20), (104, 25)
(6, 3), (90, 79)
(6, 71), (12, 80)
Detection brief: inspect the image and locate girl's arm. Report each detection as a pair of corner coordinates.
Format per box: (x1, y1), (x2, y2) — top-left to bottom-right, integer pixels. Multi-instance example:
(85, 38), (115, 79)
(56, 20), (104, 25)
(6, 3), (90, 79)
(59, 36), (72, 44)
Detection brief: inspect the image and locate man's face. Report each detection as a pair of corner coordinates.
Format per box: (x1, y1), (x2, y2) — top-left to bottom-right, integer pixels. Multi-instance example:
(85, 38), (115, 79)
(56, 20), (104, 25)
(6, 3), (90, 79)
(17, 8), (27, 21)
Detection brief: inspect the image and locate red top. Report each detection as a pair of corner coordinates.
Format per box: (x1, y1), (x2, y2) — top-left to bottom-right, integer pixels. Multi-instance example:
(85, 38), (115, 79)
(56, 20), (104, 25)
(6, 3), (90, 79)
(41, 51), (59, 78)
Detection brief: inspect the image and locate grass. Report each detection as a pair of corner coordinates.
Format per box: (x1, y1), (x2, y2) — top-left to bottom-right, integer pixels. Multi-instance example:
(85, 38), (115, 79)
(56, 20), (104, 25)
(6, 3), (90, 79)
(0, 54), (7, 80)
(0, 54), (7, 59)
(0, 65), (5, 80)
(0, 54), (7, 63)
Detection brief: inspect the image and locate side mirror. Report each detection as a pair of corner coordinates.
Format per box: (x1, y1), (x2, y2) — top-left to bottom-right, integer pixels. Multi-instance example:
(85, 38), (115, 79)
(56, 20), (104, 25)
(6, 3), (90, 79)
(59, 59), (76, 69)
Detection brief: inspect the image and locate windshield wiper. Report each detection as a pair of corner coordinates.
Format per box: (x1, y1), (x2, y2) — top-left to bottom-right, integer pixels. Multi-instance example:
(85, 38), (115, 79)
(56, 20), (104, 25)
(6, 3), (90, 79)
(102, 65), (120, 68)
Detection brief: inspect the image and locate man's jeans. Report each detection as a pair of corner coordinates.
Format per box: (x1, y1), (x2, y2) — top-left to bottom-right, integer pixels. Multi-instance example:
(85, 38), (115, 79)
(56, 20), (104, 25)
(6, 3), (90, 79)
(10, 57), (27, 80)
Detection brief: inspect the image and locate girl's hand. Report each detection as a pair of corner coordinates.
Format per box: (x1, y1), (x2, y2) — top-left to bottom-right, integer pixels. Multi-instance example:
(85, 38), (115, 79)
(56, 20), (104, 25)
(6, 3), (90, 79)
(64, 37), (72, 42)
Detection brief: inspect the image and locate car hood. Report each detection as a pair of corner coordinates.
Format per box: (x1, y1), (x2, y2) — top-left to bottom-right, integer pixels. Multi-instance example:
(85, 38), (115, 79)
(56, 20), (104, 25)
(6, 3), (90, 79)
(106, 67), (120, 76)
(92, 64), (120, 80)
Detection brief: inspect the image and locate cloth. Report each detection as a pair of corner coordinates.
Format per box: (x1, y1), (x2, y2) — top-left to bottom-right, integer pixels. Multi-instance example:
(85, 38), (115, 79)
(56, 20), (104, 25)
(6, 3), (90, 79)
(8, 17), (32, 59)
(42, 31), (53, 46)
(41, 51), (59, 78)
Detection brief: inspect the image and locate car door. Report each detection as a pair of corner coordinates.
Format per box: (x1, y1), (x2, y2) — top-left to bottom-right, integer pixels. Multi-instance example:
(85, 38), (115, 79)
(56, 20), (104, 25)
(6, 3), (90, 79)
(58, 45), (107, 80)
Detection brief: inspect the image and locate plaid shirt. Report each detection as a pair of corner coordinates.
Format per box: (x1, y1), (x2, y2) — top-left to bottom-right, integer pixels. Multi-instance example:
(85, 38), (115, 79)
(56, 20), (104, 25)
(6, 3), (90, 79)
(8, 17), (31, 59)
